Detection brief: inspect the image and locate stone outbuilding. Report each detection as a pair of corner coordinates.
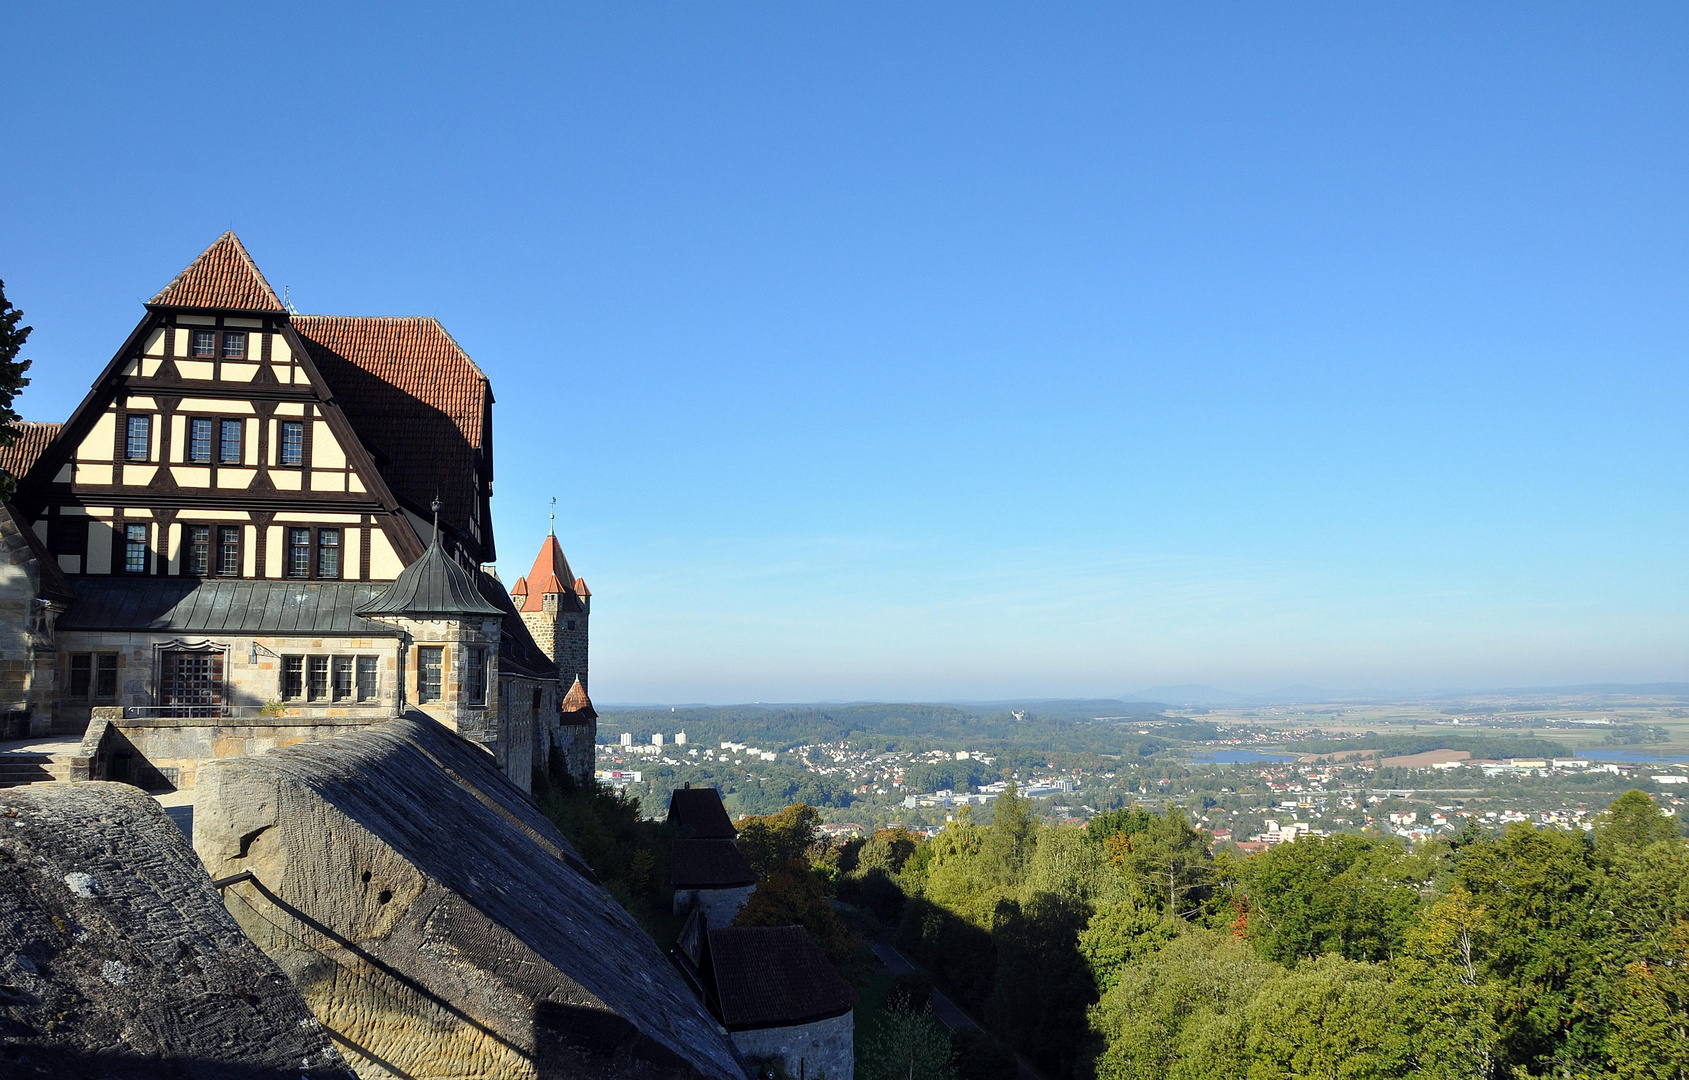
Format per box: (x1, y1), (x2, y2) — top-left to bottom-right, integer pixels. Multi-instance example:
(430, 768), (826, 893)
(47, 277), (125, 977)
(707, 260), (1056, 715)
(669, 785), (757, 923)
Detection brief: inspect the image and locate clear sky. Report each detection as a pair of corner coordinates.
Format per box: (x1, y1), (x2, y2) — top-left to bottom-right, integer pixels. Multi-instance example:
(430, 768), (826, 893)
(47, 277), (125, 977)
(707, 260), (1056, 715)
(5, 5), (1688, 703)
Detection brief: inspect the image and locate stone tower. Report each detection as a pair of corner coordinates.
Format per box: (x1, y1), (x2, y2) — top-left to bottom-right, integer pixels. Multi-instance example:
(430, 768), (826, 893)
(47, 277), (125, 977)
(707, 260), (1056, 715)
(510, 531), (590, 692)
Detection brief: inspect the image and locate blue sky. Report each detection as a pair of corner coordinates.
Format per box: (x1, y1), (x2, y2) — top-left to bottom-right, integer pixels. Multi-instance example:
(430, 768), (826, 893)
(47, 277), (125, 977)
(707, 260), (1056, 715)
(5, 5), (1688, 702)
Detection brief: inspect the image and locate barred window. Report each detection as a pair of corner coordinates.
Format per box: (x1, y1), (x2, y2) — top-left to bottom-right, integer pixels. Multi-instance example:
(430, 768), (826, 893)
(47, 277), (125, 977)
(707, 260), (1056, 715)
(221, 331), (245, 359)
(355, 656), (379, 702)
(287, 528), (311, 579)
(218, 526), (241, 577)
(332, 656), (353, 701)
(281, 656), (303, 700)
(186, 525), (210, 575)
(219, 419), (243, 464)
(465, 647), (486, 706)
(317, 529), (340, 579)
(188, 418), (213, 462)
(123, 524), (148, 574)
(193, 331), (216, 358)
(307, 656), (329, 701)
(125, 415), (151, 461)
(279, 421), (305, 466)
(418, 647), (443, 703)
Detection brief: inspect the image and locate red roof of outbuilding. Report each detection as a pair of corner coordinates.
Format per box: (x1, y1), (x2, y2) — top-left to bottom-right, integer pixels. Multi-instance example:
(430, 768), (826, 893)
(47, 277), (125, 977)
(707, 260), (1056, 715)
(149, 232), (285, 312)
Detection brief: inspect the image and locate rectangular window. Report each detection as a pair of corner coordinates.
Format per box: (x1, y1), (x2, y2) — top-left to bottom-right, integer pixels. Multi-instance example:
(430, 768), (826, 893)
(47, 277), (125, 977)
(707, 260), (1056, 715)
(69, 654), (91, 698)
(221, 331), (245, 359)
(123, 524), (148, 574)
(186, 525), (210, 575)
(287, 528), (311, 578)
(466, 647), (486, 705)
(217, 526), (241, 577)
(48, 517), (88, 558)
(95, 654), (118, 701)
(219, 419), (243, 464)
(281, 656), (303, 700)
(418, 646), (443, 703)
(332, 656), (353, 701)
(125, 415), (151, 461)
(307, 656), (329, 701)
(355, 656), (379, 702)
(317, 529), (340, 579)
(193, 330), (216, 358)
(279, 421), (305, 466)
(188, 417), (213, 462)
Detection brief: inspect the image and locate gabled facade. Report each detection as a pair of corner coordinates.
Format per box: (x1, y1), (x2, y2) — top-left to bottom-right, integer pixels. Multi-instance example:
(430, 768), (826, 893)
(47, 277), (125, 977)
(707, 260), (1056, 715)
(0, 234), (593, 794)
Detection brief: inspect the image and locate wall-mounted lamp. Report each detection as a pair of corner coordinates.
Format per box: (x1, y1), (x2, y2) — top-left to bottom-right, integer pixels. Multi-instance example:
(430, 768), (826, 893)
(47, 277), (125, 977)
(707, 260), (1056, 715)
(248, 642), (282, 664)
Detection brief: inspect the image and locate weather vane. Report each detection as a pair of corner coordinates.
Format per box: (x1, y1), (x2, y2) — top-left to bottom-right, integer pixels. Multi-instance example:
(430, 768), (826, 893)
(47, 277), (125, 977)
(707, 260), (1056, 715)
(549, 496), (556, 536)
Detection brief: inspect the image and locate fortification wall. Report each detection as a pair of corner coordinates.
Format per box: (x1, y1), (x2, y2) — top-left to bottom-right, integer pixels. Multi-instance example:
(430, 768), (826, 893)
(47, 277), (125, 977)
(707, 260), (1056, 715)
(194, 713), (747, 1080)
(0, 782), (352, 1078)
(730, 1013), (853, 1080)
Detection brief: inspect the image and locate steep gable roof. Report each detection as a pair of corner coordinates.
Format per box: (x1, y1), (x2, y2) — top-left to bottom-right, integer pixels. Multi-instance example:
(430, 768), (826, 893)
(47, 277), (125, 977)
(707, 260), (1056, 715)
(149, 232), (285, 312)
(0, 423), (62, 483)
(667, 787), (737, 839)
(294, 315), (490, 549)
(519, 534), (581, 612)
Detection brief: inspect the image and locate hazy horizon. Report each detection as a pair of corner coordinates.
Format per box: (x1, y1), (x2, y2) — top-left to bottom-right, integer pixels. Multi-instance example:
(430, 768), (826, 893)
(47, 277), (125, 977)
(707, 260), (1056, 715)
(7, 5), (1689, 703)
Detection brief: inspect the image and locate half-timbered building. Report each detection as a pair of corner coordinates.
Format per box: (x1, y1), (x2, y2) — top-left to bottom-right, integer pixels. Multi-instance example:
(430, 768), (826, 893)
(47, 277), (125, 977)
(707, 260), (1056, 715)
(0, 233), (595, 792)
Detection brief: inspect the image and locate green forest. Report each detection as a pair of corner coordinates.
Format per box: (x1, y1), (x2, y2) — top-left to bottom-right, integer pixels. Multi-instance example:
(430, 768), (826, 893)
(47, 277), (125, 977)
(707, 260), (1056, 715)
(540, 763), (1689, 1079)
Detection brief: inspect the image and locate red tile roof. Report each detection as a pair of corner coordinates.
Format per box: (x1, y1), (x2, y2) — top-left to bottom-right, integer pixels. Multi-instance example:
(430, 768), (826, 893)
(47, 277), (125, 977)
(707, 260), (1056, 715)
(294, 315), (489, 542)
(149, 233), (285, 312)
(510, 576), (529, 597)
(561, 676), (596, 720)
(519, 534), (581, 612)
(0, 423), (62, 483)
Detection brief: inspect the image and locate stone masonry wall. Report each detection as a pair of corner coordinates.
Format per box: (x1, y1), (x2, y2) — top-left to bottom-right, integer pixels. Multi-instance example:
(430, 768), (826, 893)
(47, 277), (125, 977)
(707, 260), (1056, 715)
(729, 1013), (853, 1080)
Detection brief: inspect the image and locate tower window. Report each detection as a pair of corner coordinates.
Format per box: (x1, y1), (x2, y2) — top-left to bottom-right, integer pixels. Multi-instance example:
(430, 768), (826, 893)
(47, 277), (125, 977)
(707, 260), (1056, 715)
(186, 525), (210, 575)
(219, 419), (243, 464)
(287, 528), (311, 578)
(278, 421), (305, 466)
(123, 524), (148, 574)
(192, 331), (216, 358)
(188, 418), (213, 462)
(417, 647), (443, 703)
(217, 526), (241, 577)
(465, 648), (486, 706)
(125, 415), (151, 461)
(318, 529), (341, 579)
(566, 620), (576, 630)
(221, 332), (246, 359)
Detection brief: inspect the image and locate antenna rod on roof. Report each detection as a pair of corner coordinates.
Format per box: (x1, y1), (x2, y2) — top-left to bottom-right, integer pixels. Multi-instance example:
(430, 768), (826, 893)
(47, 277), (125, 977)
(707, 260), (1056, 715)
(431, 496), (441, 544)
(550, 496), (556, 536)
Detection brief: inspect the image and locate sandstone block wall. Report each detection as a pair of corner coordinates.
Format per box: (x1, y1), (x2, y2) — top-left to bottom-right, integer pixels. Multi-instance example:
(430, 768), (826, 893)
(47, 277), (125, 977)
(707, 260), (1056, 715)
(0, 781), (353, 1078)
(194, 713), (747, 1080)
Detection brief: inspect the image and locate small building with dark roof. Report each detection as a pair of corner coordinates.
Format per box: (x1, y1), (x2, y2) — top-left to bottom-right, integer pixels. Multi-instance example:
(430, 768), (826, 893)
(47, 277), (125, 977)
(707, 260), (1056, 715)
(672, 837), (759, 925)
(675, 917), (855, 1080)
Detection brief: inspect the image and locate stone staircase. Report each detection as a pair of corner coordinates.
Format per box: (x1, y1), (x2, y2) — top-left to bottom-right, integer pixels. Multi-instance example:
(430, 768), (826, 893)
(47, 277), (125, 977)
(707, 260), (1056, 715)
(0, 748), (77, 788)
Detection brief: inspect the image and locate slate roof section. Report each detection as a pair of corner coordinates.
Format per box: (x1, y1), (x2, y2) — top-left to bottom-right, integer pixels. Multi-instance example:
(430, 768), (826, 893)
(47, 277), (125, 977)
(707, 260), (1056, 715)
(475, 569), (557, 680)
(358, 531), (503, 618)
(294, 315), (489, 545)
(667, 786), (737, 839)
(671, 839), (757, 890)
(58, 579), (394, 634)
(706, 925), (856, 1030)
(148, 233), (286, 312)
(0, 423), (62, 483)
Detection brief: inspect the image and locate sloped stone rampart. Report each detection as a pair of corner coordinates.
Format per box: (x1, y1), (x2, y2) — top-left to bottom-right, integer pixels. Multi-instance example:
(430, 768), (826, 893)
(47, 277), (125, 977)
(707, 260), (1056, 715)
(0, 781), (353, 1078)
(194, 712), (747, 1080)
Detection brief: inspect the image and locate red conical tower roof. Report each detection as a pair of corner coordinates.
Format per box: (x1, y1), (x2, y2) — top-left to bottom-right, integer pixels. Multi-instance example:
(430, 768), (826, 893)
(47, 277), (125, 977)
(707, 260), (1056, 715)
(520, 533), (577, 612)
(150, 232), (286, 312)
(560, 676), (596, 719)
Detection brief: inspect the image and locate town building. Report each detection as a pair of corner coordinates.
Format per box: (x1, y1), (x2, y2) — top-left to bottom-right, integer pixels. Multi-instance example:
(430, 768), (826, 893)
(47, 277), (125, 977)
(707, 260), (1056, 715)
(0, 233), (594, 792)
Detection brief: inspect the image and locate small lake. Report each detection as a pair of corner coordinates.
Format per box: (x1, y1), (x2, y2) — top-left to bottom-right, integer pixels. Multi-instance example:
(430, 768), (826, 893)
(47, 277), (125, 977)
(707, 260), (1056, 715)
(1192, 750), (1297, 764)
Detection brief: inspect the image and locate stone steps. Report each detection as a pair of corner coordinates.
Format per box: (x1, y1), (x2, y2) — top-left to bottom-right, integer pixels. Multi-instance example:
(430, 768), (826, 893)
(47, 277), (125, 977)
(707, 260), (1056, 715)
(0, 754), (73, 787)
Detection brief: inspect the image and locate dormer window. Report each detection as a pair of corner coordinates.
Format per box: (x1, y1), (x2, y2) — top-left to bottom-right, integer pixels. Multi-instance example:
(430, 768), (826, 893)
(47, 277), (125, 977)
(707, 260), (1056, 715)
(192, 331), (217, 358)
(125, 415), (151, 461)
(222, 332), (246, 359)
